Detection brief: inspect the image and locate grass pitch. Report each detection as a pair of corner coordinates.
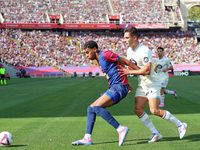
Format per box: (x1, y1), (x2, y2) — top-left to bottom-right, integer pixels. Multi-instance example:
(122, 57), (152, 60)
(0, 76), (200, 150)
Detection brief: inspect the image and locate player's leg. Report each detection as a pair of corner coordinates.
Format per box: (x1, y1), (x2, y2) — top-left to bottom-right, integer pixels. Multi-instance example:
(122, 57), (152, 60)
(92, 94), (129, 146)
(148, 98), (187, 139)
(91, 84), (129, 146)
(162, 110), (187, 139)
(159, 88), (165, 107)
(72, 95), (113, 146)
(134, 87), (162, 143)
(159, 77), (168, 107)
(72, 84), (129, 146)
(164, 75), (177, 99)
(165, 89), (177, 99)
(3, 77), (6, 85)
(72, 105), (96, 146)
(0, 76), (3, 85)
(139, 97), (162, 143)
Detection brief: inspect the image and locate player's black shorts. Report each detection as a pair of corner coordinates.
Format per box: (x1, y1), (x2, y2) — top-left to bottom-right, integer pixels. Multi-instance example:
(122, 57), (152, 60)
(0, 74), (5, 79)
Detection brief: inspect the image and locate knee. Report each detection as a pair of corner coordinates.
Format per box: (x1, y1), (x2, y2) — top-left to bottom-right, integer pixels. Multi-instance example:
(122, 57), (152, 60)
(150, 108), (160, 116)
(92, 106), (102, 114)
(87, 106), (93, 112)
(134, 107), (144, 116)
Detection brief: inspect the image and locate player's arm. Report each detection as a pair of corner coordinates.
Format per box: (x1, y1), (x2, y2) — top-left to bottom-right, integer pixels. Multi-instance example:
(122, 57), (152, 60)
(119, 62), (151, 76)
(163, 61), (173, 72)
(117, 57), (140, 70)
(162, 66), (173, 72)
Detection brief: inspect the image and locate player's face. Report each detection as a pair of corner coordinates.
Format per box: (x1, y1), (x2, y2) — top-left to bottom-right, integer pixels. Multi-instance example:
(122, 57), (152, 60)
(84, 47), (96, 60)
(123, 32), (136, 47)
(157, 49), (163, 58)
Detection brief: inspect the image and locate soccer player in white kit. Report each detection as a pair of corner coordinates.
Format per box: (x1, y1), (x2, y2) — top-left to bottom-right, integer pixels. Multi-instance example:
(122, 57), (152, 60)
(154, 47), (177, 107)
(120, 27), (187, 143)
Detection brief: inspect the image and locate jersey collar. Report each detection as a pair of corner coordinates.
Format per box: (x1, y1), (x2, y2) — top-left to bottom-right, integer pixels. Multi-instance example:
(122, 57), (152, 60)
(131, 43), (141, 52)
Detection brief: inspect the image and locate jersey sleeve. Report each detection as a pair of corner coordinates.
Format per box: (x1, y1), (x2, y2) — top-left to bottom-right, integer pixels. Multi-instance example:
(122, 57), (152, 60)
(104, 51), (119, 62)
(142, 47), (152, 64)
(167, 59), (173, 67)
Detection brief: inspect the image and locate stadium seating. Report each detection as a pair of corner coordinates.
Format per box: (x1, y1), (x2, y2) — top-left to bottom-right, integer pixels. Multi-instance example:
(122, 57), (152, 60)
(1, 29), (199, 69)
(0, 29), (48, 67)
(1, 0), (48, 23)
(112, 0), (170, 23)
(52, 0), (109, 23)
(0, 0), (181, 24)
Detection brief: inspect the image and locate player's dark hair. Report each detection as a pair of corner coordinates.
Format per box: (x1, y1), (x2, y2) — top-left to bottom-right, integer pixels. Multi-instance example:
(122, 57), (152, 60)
(157, 47), (164, 51)
(83, 40), (98, 50)
(123, 27), (139, 38)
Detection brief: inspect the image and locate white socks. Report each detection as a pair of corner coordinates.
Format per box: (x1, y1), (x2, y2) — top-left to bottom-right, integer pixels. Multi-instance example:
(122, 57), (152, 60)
(84, 133), (91, 140)
(165, 89), (174, 95)
(116, 125), (124, 132)
(139, 112), (159, 134)
(160, 94), (165, 104)
(162, 110), (180, 127)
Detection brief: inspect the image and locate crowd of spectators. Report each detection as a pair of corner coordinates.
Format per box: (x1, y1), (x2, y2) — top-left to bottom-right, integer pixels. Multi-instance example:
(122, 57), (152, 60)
(0, 0), (109, 23)
(0, 0), (182, 24)
(0, 29), (199, 68)
(112, 0), (171, 23)
(0, 29), (88, 67)
(73, 30), (200, 65)
(0, 0), (48, 23)
(52, 0), (109, 23)
(0, 29), (48, 67)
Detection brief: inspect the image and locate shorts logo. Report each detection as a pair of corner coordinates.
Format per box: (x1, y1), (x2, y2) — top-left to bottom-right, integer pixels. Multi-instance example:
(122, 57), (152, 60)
(130, 58), (137, 65)
(144, 57), (149, 63)
(146, 90), (153, 96)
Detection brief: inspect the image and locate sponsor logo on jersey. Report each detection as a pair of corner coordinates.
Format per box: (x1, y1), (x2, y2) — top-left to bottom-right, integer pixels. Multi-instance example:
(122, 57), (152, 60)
(157, 64), (163, 69)
(130, 58), (137, 65)
(144, 57), (149, 63)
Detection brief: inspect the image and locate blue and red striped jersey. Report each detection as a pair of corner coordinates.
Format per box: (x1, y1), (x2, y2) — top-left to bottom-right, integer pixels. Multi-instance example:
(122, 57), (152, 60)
(98, 51), (129, 86)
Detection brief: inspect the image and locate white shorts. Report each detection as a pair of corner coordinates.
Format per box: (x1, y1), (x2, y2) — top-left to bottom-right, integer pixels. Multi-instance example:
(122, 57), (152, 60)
(158, 75), (169, 88)
(135, 85), (161, 100)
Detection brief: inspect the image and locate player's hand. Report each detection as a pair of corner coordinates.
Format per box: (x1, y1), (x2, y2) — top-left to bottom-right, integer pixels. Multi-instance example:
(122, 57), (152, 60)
(162, 69), (167, 72)
(128, 85), (134, 93)
(118, 65), (131, 76)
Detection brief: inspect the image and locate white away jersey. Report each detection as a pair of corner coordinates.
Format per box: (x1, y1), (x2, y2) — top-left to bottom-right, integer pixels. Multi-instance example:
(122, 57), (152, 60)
(154, 56), (172, 77)
(127, 43), (161, 87)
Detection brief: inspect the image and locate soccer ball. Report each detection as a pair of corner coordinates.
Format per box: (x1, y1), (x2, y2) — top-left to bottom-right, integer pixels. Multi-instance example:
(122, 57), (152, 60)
(0, 131), (13, 146)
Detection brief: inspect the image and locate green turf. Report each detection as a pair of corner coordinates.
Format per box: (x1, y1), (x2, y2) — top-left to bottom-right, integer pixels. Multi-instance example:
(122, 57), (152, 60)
(0, 76), (200, 150)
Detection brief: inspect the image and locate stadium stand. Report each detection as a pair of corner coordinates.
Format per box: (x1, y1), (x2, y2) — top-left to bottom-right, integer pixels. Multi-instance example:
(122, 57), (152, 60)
(51, 0), (109, 23)
(112, 0), (170, 23)
(0, 0), (182, 24)
(1, 29), (199, 68)
(1, 0), (49, 23)
(0, 29), (48, 67)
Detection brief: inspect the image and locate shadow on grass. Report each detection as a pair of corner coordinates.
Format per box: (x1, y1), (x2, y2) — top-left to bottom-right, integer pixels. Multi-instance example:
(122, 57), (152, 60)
(94, 140), (118, 145)
(184, 134), (200, 142)
(93, 134), (200, 146)
(3, 145), (27, 148)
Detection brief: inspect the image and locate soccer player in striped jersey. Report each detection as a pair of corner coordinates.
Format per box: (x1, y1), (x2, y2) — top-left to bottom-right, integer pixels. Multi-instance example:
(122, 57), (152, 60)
(154, 47), (177, 107)
(120, 27), (187, 143)
(72, 40), (140, 146)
